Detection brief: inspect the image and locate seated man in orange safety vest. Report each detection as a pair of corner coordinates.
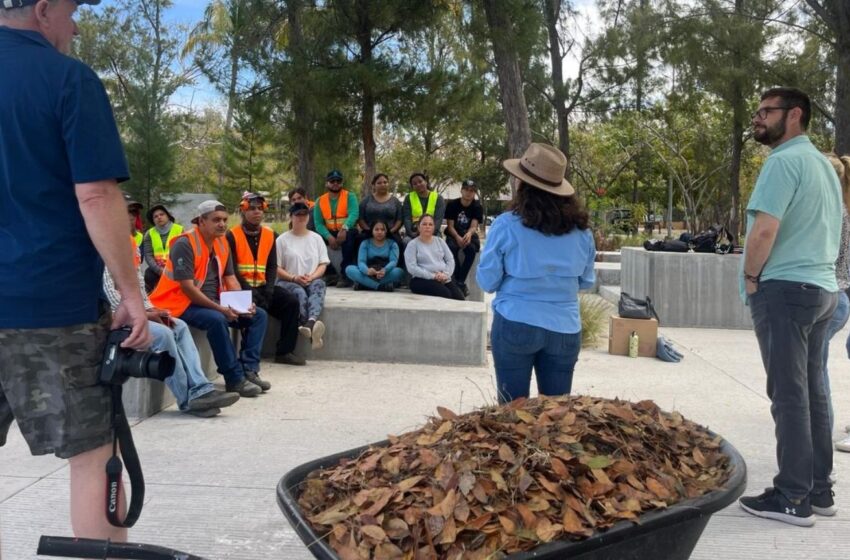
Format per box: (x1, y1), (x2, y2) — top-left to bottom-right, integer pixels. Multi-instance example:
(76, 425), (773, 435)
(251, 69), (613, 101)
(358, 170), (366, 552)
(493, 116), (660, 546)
(226, 192), (305, 367)
(149, 200), (268, 397)
(314, 169), (359, 287)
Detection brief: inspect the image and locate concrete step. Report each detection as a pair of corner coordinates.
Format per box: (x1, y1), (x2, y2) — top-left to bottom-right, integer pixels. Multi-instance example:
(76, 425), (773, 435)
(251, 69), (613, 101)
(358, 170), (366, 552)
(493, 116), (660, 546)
(597, 251), (621, 263)
(264, 288), (488, 367)
(594, 261), (621, 287)
(598, 285), (621, 306)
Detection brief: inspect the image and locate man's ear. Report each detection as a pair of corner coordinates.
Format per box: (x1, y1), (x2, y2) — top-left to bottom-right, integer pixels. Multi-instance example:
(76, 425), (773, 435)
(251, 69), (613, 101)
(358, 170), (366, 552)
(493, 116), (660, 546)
(33, 0), (52, 26)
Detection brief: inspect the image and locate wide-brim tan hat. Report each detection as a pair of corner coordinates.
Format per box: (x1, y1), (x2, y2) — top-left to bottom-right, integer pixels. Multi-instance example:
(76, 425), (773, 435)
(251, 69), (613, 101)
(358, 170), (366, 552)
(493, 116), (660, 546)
(502, 143), (574, 197)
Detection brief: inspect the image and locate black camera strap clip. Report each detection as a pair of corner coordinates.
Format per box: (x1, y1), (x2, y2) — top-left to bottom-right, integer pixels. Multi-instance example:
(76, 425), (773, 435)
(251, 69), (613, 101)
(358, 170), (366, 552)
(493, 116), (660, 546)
(105, 385), (145, 528)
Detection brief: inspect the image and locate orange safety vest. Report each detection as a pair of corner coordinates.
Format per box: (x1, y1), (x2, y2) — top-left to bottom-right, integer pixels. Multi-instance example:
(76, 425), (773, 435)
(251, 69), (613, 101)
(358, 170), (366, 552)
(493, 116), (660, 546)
(230, 224), (274, 288)
(130, 235), (141, 269)
(149, 230), (230, 318)
(318, 190), (349, 232)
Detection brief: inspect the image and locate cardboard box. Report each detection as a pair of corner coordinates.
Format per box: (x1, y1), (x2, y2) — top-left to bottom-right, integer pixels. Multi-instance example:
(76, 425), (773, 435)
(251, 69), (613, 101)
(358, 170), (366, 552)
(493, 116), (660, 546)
(608, 315), (658, 357)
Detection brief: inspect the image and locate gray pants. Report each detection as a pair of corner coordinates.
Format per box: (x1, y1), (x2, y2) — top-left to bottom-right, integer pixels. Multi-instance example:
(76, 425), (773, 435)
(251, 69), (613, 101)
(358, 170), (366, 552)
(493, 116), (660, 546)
(749, 280), (837, 500)
(275, 279), (326, 325)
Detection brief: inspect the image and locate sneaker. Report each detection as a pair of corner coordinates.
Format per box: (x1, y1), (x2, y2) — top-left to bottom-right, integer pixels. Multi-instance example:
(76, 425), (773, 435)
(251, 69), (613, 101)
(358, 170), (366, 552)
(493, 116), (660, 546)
(458, 283), (470, 297)
(337, 278), (353, 288)
(353, 282), (362, 291)
(739, 488), (815, 527)
(185, 407), (221, 418)
(298, 325), (312, 338)
(311, 319), (325, 350)
(810, 489), (838, 516)
(836, 434), (850, 453)
(225, 378), (262, 398)
(188, 389), (240, 411)
(245, 370), (271, 392)
(378, 284), (394, 292)
(275, 352), (306, 366)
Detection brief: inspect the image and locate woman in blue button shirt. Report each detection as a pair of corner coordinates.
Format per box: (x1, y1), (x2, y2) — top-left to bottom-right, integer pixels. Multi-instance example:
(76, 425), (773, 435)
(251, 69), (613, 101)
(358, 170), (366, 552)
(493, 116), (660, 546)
(477, 143), (596, 403)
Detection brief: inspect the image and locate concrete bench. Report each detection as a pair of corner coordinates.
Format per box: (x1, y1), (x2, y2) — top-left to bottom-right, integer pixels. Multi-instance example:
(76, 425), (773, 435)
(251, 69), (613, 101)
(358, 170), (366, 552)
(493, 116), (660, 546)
(620, 247), (752, 329)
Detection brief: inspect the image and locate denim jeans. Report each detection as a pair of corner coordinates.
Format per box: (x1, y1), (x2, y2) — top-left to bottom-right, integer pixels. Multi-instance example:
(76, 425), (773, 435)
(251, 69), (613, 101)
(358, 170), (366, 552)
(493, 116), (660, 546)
(749, 280), (837, 500)
(149, 318), (214, 411)
(821, 290), (850, 432)
(490, 312), (581, 404)
(179, 305), (268, 385)
(344, 266), (405, 290)
(276, 279), (326, 324)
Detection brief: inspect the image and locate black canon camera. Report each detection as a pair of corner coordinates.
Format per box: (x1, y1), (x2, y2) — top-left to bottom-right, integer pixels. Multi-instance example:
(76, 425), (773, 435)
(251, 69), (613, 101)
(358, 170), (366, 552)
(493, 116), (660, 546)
(99, 327), (175, 385)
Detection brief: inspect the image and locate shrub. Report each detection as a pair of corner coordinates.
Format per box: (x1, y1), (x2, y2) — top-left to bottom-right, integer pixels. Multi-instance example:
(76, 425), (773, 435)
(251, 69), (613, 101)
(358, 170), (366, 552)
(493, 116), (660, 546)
(580, 294), (611, 347)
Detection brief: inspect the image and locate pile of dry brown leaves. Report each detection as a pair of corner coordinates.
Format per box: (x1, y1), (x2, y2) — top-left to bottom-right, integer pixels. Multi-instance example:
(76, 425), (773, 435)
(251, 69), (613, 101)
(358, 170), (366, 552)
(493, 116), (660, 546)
(296, 396), (733, 560)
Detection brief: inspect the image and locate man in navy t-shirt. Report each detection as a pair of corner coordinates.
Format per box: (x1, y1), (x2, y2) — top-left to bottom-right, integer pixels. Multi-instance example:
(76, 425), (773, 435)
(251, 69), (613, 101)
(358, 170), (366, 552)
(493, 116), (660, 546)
(0, 0), (150, 543)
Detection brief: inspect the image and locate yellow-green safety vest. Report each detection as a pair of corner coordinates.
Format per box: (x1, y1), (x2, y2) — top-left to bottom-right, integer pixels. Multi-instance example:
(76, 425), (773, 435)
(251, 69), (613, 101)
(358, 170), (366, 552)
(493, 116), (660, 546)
(409, 191), (438, 223)
(148, 224), (184, 267)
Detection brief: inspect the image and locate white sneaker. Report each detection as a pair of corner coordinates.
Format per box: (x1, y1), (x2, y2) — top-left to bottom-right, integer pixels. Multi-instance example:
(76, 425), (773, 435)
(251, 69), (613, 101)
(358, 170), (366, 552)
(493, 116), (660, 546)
(311, 320), (325, 350)
(298, 325), (311, 338)
(836, 434), (850, 453)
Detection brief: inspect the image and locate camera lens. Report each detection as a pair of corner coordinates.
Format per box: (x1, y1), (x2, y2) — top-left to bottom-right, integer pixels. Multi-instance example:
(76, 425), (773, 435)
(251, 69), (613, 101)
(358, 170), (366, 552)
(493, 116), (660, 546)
(120, 350), (175, 382)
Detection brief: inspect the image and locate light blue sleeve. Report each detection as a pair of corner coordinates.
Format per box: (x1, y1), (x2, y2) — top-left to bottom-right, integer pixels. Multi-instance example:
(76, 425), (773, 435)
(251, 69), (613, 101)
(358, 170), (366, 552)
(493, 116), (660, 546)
(578, 229), (597, 290)
(357, 241), (369, 274)
(747, 156), (799, 221)
(476, 217), (507, 293)
(385, 241), (399, 274)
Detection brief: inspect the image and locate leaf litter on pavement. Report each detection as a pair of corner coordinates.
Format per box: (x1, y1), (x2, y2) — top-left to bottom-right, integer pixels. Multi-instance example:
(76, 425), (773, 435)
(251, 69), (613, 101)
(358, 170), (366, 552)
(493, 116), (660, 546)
(295, 395), (734, 560)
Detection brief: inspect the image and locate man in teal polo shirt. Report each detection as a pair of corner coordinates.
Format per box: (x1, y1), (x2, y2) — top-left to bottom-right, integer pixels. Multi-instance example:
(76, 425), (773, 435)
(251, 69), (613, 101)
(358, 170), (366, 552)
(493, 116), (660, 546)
(738, 87), (842, 526)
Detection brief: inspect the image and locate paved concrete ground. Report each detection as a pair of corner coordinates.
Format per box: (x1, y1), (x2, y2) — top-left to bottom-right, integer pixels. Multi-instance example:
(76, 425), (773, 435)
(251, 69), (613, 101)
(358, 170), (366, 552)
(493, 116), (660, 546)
(1, 320), (849, 559)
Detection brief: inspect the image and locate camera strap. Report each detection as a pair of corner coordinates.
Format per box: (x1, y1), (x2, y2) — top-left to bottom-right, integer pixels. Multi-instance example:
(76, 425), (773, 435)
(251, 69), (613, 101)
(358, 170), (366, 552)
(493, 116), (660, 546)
(105, 385), (145, 528)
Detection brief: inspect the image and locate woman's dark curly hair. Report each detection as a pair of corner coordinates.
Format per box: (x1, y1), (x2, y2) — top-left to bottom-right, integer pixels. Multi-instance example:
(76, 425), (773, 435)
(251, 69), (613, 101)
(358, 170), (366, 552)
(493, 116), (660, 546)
(510, 181), (589, 235)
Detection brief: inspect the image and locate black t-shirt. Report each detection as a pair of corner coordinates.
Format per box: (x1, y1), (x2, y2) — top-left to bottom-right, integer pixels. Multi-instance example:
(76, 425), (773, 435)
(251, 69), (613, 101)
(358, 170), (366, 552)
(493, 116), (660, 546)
(445, 198), (483, 237)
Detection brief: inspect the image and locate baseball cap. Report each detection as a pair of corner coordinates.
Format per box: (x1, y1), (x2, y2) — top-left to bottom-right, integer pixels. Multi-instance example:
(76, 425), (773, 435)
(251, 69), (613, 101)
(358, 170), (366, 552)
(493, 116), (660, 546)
(461, 179), (476, 189)
(2, 1), (101, 8)
(241, 191), (265, 202)
(191, 199), (226, 224)
(289, 202), (310, 215)
(326, 169), (343, 181)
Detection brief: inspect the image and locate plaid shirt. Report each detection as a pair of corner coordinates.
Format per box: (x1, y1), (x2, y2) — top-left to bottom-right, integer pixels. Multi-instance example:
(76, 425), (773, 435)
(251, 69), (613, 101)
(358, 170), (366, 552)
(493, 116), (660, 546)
(102, 268), (154, 311)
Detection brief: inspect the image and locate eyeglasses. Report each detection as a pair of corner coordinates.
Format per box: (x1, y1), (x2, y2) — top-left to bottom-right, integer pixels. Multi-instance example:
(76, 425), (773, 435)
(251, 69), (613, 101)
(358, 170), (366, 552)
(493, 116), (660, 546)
(751, 106), (788, 121)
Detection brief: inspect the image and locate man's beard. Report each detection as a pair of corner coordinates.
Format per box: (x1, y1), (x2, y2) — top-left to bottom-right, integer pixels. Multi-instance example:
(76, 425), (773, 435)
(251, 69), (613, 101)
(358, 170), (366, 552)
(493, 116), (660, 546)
(754, 118), (786, 146)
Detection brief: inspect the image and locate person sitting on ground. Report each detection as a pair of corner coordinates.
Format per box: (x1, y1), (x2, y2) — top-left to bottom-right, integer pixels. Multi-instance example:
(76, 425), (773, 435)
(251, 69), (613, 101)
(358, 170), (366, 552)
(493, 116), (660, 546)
(405, 214), (465, 300)
(314, 169), (359, 287)
(142, 203), (183, 293)
(288, 187), (315, 231)
(445, 179), (483, 297)
(106, 202), (239, 417)
(345, 220), (405, 291)
(403, 172), (445, 241)
(226, 192), (305, 367)
(276, 202), (329, 349)
(150, 200), (268, 398)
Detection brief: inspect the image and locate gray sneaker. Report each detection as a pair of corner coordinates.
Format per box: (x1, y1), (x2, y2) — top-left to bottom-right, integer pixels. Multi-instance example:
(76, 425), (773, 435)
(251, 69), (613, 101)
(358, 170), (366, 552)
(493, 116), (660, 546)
(245, 370), (271, 392)
(184, 407), (221, 418)
(226, 378), (262, 398)
(188, 389), (240, 411)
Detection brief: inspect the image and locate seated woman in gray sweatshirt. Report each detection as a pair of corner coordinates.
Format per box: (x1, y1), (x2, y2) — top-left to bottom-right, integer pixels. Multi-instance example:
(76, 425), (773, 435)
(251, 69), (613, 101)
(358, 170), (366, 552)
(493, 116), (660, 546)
(404, 214), (465, 300)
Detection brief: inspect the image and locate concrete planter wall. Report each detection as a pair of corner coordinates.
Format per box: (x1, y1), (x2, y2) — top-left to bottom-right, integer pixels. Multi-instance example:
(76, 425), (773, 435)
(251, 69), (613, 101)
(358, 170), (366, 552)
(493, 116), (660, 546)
(621, 247), (753, 330)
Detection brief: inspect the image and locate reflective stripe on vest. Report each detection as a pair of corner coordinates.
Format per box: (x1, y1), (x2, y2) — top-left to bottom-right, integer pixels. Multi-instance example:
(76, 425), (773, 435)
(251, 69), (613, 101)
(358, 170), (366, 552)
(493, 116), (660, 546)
(318, 190), (349, 232)
(149, 229), (230, 318)
(149, 224), (184, 267)
(231, 224), (274, 288)
(409, 191), (438, 223)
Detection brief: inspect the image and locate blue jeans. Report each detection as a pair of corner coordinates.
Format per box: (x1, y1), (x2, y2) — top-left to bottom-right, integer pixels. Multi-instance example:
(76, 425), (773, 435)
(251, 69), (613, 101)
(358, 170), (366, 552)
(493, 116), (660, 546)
(149, 318), (214, 411)
(344, 266), (405, 289)
(276, 279), (326, 324)
(823, 290), (850, 432)
(490, 312), (581, 404)
(179, 305), (268, 385)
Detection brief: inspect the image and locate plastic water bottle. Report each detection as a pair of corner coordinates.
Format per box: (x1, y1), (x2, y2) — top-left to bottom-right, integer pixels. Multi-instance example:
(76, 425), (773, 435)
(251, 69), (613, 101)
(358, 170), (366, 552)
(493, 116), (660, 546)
(629, 331), (639, 358)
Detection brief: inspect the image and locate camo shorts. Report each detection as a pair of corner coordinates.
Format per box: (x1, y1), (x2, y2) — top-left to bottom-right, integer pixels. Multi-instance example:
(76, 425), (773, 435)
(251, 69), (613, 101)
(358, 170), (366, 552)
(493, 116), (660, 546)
(0, 313), (113, 459)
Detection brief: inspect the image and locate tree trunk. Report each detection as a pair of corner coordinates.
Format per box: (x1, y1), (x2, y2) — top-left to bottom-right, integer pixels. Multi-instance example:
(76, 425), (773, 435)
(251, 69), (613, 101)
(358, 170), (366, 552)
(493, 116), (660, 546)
(357, 0), (376, 194)
(543, 0), (572, 181)
(726, 0), (746, 242)
(288, 0), (315, 197)
(836, 38), (850, 153)
(482, 0), (532, 196)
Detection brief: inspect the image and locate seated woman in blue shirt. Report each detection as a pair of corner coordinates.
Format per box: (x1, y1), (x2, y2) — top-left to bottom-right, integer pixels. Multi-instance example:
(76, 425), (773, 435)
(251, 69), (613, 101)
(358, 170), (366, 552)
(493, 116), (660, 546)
(477, 143), (596, 404)
(345, 220), (405, 291)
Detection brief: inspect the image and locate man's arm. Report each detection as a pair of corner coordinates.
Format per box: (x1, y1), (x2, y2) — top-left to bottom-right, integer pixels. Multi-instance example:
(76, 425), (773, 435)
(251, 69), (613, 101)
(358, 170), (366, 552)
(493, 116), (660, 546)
(344, 191), (359, 230)
(743, 211), (780, 293)
(402, 196), (414, 236)
(76, 181), (150, 349)
(314, 201), (332, 239)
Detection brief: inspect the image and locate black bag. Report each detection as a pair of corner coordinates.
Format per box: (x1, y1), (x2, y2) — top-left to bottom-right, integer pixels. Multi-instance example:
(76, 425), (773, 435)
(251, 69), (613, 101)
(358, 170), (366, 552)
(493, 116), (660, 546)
(644, 239), (689, 252)
(618, 292), (660, 323)
(689, 225), (735, 254)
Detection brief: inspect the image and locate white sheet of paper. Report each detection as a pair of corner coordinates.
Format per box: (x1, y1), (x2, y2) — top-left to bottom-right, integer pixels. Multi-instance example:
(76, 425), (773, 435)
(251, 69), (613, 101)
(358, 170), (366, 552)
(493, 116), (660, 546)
(220, 290), (252, 314)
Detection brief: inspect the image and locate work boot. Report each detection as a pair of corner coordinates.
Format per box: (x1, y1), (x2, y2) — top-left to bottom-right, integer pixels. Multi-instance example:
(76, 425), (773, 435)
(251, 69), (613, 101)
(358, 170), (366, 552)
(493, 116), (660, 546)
(225, 378), (262, 398)
(275, 352), (306, 366)
(245, 371), (271, 392)
(188, 389), (240, 411)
